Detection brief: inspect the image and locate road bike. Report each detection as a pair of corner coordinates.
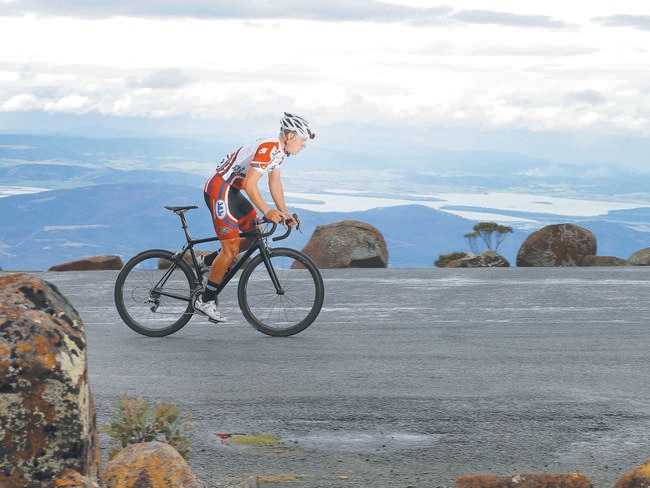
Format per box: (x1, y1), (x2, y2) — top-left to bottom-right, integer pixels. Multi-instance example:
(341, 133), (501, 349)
(114, 205), (324, 337)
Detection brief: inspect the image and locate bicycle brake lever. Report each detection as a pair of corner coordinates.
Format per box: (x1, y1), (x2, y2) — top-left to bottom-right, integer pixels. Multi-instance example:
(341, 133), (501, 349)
(292, 213), (302, 233)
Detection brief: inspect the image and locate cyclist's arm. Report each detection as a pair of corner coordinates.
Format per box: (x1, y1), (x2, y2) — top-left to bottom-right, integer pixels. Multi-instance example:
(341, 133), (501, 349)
(268, 169), (295, 225)
(242, 167), (283, 223)
(268, 169), (287, 212)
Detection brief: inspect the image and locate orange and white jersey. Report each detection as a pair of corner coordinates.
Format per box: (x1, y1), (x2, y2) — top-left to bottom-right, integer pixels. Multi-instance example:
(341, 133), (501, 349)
(213, 138), (285, 190)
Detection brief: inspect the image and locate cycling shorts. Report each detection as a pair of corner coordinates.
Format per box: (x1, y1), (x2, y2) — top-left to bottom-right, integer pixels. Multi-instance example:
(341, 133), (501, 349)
(204, 174), (257, 240)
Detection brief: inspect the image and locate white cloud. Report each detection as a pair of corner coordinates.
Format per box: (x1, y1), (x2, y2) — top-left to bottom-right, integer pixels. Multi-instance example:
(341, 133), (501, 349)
(2, 93), (41, 111)
(1, 1), (650, 145)
(43, 94), (91, 113)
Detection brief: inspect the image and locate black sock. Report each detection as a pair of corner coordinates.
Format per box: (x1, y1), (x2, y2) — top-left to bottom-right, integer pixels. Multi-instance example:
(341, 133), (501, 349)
(203, 281), (219, 302)
(204, 250), (220, 267)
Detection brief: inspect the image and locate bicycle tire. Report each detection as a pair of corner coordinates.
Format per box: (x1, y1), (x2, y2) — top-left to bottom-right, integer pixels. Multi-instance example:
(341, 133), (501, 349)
(114, 249), (197, 337)
(237, 247), (324, 337)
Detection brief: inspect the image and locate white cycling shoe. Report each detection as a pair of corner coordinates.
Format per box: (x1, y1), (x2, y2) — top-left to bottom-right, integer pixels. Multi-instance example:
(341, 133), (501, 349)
(194, 295), (227, 323)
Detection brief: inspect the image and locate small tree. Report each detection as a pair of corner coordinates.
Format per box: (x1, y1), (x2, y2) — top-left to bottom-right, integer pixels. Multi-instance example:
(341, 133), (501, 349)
(464, 222), (513, 254)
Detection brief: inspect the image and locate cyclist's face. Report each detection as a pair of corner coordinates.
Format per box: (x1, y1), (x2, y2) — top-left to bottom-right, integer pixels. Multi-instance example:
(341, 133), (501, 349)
(285, 133), (308, 155)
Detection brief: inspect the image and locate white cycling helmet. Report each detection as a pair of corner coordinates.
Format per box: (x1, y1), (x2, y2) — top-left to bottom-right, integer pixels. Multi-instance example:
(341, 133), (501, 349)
(280, 112), (315, 140)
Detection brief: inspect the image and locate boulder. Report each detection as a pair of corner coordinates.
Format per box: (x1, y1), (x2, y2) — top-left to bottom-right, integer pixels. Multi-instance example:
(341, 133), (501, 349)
(456, 473), (592, 488)
(582, 255), (628, 266)
(446, 250), (510, 268)
(299, 220), (388, 269)
(444, 257), (465, 268)
(0, 273), (103, 487)
(628, 247), (650, 265)
(105, 441), (203, 488)
(49, 255), (124, 271)
(516, 224), (596, 267)
(615, 459), (650, 488)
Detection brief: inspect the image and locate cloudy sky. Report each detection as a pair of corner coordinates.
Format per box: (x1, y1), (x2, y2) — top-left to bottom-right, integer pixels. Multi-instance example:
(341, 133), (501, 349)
(1, 0), (650, 168)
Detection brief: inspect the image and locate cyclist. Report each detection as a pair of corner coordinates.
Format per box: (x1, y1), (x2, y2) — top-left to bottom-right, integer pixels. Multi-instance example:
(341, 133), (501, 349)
(195, 112), (316, 322)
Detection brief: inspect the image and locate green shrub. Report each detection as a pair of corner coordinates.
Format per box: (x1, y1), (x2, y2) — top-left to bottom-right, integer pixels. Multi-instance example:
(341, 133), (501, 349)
(100, 393), (193, 460)
(434, 251), (468, 268)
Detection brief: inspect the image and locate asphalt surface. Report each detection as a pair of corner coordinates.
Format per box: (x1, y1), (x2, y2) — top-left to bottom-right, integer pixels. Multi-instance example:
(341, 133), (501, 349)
(39, 267), (650, 488)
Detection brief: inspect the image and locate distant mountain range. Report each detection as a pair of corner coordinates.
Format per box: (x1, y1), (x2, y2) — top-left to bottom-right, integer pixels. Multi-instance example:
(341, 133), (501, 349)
(0, 183), (478, 270)
(1, 134), (649, 270)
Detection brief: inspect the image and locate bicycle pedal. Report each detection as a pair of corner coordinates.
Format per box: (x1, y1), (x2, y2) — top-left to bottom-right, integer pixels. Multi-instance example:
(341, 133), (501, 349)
(208, 317), (227, 324)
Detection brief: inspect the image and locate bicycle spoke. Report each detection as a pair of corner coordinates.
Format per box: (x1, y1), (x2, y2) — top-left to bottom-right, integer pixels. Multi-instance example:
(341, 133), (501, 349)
(114, 250), (195, 337)
(238, 248), (324, 336)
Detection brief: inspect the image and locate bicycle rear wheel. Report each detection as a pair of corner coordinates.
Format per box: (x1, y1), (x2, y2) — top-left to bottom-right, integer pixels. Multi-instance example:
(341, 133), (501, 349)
(237, 247), (324, 337)
(114, 249), (197, 337)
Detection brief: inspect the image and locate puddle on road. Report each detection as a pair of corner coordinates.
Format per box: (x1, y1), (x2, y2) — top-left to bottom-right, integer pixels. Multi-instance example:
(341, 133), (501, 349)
(213, 430), (444, 453)
(285, 431), (444, 452)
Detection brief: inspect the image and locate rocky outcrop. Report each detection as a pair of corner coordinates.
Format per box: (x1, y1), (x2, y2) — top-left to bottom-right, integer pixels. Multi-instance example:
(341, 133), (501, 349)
(300, 220), (388, 269)
(516, 224), (597, 267)
(49, 255), (124, 271)
(615, 459), (650, 488)
(445, 250), (510, 268)
(456, 473), (592, 488)
(105, 441), (203, 488)
(582, 255), (628, 266)
(0, 273), (207, 488)
(0, 273), (103, 487)
(628, 247), (650, 265)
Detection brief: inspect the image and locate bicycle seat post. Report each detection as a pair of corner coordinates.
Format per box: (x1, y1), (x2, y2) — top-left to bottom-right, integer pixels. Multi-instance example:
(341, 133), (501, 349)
(178, 211), (193, 243)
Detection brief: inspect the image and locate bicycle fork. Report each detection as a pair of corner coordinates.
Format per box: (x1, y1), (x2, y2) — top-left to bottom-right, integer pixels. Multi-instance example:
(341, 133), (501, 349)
(261, 247), (285, 295)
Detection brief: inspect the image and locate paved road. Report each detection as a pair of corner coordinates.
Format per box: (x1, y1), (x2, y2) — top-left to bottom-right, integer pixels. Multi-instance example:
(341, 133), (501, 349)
(41, 267), (650, 487)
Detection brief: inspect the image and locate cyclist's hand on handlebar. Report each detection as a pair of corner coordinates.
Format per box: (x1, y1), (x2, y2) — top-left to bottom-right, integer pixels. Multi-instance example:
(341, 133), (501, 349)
(281, 211), (297, 227)
(263, 208), (284, 224)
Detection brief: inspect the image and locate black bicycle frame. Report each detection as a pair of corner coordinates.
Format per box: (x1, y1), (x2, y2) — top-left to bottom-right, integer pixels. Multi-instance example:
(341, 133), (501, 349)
(212, 230), (285, 296)
(154, 230), (285, 303)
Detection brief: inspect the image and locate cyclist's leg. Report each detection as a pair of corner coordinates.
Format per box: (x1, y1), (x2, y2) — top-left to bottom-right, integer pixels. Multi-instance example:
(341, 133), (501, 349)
(202, 176), (224, 266)
(201, 177), (256, 268)
(237, 207), (258, 254)
(204, 186), (255, 286)
(211, 237), (239, 283)
(197, 179), (242, 321)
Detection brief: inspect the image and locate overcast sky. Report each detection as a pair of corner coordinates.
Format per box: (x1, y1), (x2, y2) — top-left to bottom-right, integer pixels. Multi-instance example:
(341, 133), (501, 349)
(1, 0), (650, 168)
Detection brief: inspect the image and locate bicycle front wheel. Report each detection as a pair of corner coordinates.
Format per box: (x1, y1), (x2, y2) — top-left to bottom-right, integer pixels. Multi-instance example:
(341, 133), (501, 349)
(238, 247), (324, 337)
(114, 249), (196, 337)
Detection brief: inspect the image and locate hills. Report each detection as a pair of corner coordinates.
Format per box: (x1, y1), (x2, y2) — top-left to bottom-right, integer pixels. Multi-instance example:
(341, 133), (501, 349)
(1, 133), (649, 271)
(0, 183), (477, 270)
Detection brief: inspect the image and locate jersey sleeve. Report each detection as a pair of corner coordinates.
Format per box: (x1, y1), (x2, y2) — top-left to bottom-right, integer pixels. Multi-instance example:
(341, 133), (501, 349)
(250, 141), (278, 173)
